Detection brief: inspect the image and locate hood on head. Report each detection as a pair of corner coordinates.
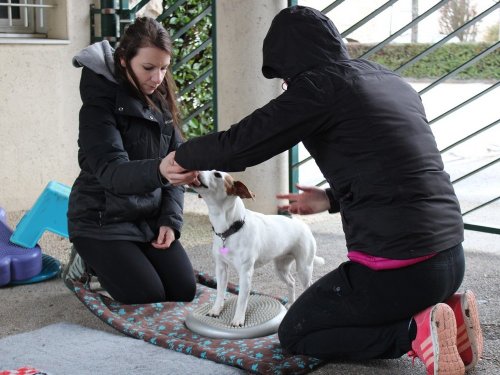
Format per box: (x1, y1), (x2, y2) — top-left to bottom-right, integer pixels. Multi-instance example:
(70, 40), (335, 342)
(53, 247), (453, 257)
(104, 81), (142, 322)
(262, 5), (349, 80)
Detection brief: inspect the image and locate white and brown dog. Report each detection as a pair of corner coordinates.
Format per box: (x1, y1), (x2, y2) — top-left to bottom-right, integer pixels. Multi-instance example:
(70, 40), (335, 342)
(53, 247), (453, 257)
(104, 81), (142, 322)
(191, 170), (324, 327)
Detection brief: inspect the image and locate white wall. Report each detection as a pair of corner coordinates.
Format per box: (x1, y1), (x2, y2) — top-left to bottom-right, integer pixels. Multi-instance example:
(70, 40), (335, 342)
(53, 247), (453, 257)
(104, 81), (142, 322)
(0, 1), (93, 211)
(0, 0), (291, 214)
(216, 0), (288, 214)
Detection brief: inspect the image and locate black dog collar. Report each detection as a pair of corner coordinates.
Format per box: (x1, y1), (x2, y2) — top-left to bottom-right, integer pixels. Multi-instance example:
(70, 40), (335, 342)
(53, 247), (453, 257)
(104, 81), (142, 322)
(213, 219), (245, 247)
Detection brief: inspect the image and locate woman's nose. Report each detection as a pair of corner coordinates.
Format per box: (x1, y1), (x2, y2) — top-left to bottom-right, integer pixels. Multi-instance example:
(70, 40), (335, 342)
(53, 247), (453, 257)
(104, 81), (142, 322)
(151, 70), (163, 84)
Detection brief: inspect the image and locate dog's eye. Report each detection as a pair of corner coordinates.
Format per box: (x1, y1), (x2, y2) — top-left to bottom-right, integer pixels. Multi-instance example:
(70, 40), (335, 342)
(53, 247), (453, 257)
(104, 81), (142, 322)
(214, 172), (222, 178)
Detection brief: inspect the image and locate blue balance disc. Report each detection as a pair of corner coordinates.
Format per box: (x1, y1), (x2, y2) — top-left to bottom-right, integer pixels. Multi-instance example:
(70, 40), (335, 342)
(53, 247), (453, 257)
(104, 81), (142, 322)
(10, 253), (61, 285)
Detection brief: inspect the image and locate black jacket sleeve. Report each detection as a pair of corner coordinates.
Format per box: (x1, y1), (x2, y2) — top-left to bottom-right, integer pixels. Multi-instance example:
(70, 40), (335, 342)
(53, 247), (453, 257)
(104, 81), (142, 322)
(175, 74), (331, 172)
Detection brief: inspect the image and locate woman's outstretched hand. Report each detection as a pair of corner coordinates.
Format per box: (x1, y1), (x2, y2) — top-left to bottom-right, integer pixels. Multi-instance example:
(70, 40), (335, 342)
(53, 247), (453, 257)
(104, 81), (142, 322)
(159, 151), (200, 186)
(277, 184), (330, 215)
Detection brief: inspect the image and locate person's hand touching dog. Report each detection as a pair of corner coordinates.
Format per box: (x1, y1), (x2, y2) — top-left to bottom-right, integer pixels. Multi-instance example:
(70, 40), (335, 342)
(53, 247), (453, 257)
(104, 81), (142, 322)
(160, 151), (200, 186)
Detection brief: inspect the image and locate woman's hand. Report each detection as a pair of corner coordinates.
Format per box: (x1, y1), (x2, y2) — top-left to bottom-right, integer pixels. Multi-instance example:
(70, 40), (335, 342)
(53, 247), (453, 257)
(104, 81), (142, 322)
(151, 226), (176, 249)
(159, 151), (200, 186)
(276, 184), (330, 215)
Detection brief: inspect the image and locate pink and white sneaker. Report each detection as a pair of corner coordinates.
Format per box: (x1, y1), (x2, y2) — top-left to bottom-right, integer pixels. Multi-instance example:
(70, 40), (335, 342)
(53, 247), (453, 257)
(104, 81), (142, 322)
(408, 303), (465, 375)
(445, 290), (484, 370)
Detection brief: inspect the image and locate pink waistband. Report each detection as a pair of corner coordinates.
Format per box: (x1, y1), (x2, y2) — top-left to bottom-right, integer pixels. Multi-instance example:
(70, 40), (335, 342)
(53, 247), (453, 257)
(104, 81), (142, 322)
(347, 250), (437, 271)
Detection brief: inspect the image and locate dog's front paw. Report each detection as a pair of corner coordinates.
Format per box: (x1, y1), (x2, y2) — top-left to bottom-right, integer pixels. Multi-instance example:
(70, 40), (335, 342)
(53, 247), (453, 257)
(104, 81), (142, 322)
(207, 306), (222, 317)
(230, 316), (245, 327)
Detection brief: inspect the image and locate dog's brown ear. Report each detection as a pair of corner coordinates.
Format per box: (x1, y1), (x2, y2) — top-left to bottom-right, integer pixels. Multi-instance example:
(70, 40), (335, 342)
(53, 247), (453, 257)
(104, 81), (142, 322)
(231, 181), (255, 200)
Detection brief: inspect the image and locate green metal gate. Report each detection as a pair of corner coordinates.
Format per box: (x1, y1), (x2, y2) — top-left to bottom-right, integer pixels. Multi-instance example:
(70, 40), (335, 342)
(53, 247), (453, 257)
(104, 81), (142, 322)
(288, 0), (499, 235)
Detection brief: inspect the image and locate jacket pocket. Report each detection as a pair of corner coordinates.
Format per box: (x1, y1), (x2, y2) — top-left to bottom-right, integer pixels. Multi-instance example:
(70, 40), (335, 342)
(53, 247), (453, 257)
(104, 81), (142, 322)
(102, 188), (161, 224)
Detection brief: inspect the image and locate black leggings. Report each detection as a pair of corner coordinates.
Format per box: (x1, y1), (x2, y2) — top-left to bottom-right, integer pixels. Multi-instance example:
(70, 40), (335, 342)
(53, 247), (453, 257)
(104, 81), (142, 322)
(278, 243), (465, 360)
(72, 237), (196, 304)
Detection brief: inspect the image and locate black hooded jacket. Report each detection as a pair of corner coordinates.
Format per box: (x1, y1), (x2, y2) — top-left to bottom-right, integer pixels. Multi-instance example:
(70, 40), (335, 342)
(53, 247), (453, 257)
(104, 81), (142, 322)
(68, 50), (185, 242)
(175, 6), (464, 258)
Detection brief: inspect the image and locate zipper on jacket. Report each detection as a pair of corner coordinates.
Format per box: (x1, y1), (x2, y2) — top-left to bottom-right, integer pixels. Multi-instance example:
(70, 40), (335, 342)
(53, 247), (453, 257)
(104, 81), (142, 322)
(98, 211), (103, 227)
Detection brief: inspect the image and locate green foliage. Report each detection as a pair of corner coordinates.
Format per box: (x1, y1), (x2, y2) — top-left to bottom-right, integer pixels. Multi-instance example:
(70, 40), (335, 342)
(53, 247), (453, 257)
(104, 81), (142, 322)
(162, 0), (214, 139)
(348, 42), (499, 80)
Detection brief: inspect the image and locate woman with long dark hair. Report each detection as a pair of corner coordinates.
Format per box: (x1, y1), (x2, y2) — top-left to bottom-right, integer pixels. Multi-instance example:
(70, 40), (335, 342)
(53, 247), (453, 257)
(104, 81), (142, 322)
(65, 17), (199, 304)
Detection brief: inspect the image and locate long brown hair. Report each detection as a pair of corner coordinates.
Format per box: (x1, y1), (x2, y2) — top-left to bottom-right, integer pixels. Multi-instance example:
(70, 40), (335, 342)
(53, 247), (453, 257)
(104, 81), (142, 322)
(114, 17), (181, 129)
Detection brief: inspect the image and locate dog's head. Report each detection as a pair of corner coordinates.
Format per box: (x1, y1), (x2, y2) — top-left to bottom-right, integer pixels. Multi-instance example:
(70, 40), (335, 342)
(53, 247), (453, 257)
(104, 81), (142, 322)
(191, 170), (255, 202)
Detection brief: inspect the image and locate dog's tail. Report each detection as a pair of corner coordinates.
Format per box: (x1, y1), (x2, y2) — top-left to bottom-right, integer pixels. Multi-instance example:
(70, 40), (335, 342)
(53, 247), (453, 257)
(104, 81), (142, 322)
(314, 256), (325, 266)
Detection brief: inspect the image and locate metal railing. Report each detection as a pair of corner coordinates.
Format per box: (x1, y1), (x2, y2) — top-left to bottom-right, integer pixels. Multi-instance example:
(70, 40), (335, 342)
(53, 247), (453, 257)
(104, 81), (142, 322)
(289, 0), (499, 234)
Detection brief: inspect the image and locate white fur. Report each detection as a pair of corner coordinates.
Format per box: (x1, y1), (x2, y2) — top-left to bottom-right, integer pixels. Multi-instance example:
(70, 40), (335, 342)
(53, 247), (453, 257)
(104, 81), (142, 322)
(191, 170), (324, 327)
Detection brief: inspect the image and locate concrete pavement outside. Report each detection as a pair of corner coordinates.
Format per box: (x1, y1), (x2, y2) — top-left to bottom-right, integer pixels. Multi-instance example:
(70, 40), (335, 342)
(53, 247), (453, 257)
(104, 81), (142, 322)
(1, 193), (499, 374)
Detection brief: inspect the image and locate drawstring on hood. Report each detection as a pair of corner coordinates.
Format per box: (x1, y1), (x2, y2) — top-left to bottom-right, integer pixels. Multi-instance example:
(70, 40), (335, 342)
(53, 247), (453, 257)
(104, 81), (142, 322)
(72, 40), (117, 83)
(262, 5), (350, 81)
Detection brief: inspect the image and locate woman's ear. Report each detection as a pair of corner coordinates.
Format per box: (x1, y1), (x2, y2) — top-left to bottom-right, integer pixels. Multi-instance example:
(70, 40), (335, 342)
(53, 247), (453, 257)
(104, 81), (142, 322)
(120, 57), (126, 68)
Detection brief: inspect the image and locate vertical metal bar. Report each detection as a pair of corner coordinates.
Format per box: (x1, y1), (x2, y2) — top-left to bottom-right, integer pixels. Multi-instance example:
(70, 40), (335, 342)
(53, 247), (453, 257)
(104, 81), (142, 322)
(212, 0), (218, 132)
(23, 0), (27, 27)
(90, 3), (95, 42)
(114, 12), (120, 39)
(411, 0), (418, 42)
(8, 0), (12, 27)
(288, 0), (299, 192)
(289, 147), (299, 193)
(39, 0), (44, 28)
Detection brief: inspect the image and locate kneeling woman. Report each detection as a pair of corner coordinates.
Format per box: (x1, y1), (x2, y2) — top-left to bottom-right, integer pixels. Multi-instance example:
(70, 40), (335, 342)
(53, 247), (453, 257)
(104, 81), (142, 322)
(65, 17), (198, 304)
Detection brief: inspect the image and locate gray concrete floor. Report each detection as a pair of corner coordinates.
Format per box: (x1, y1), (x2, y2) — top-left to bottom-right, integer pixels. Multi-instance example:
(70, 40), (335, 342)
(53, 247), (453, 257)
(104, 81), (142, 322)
(1, 193), (499, 374)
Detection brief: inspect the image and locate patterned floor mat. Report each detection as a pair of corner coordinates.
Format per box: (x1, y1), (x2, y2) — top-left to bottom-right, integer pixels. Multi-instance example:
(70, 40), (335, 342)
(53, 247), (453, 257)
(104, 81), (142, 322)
(67, 272), (323, 375)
